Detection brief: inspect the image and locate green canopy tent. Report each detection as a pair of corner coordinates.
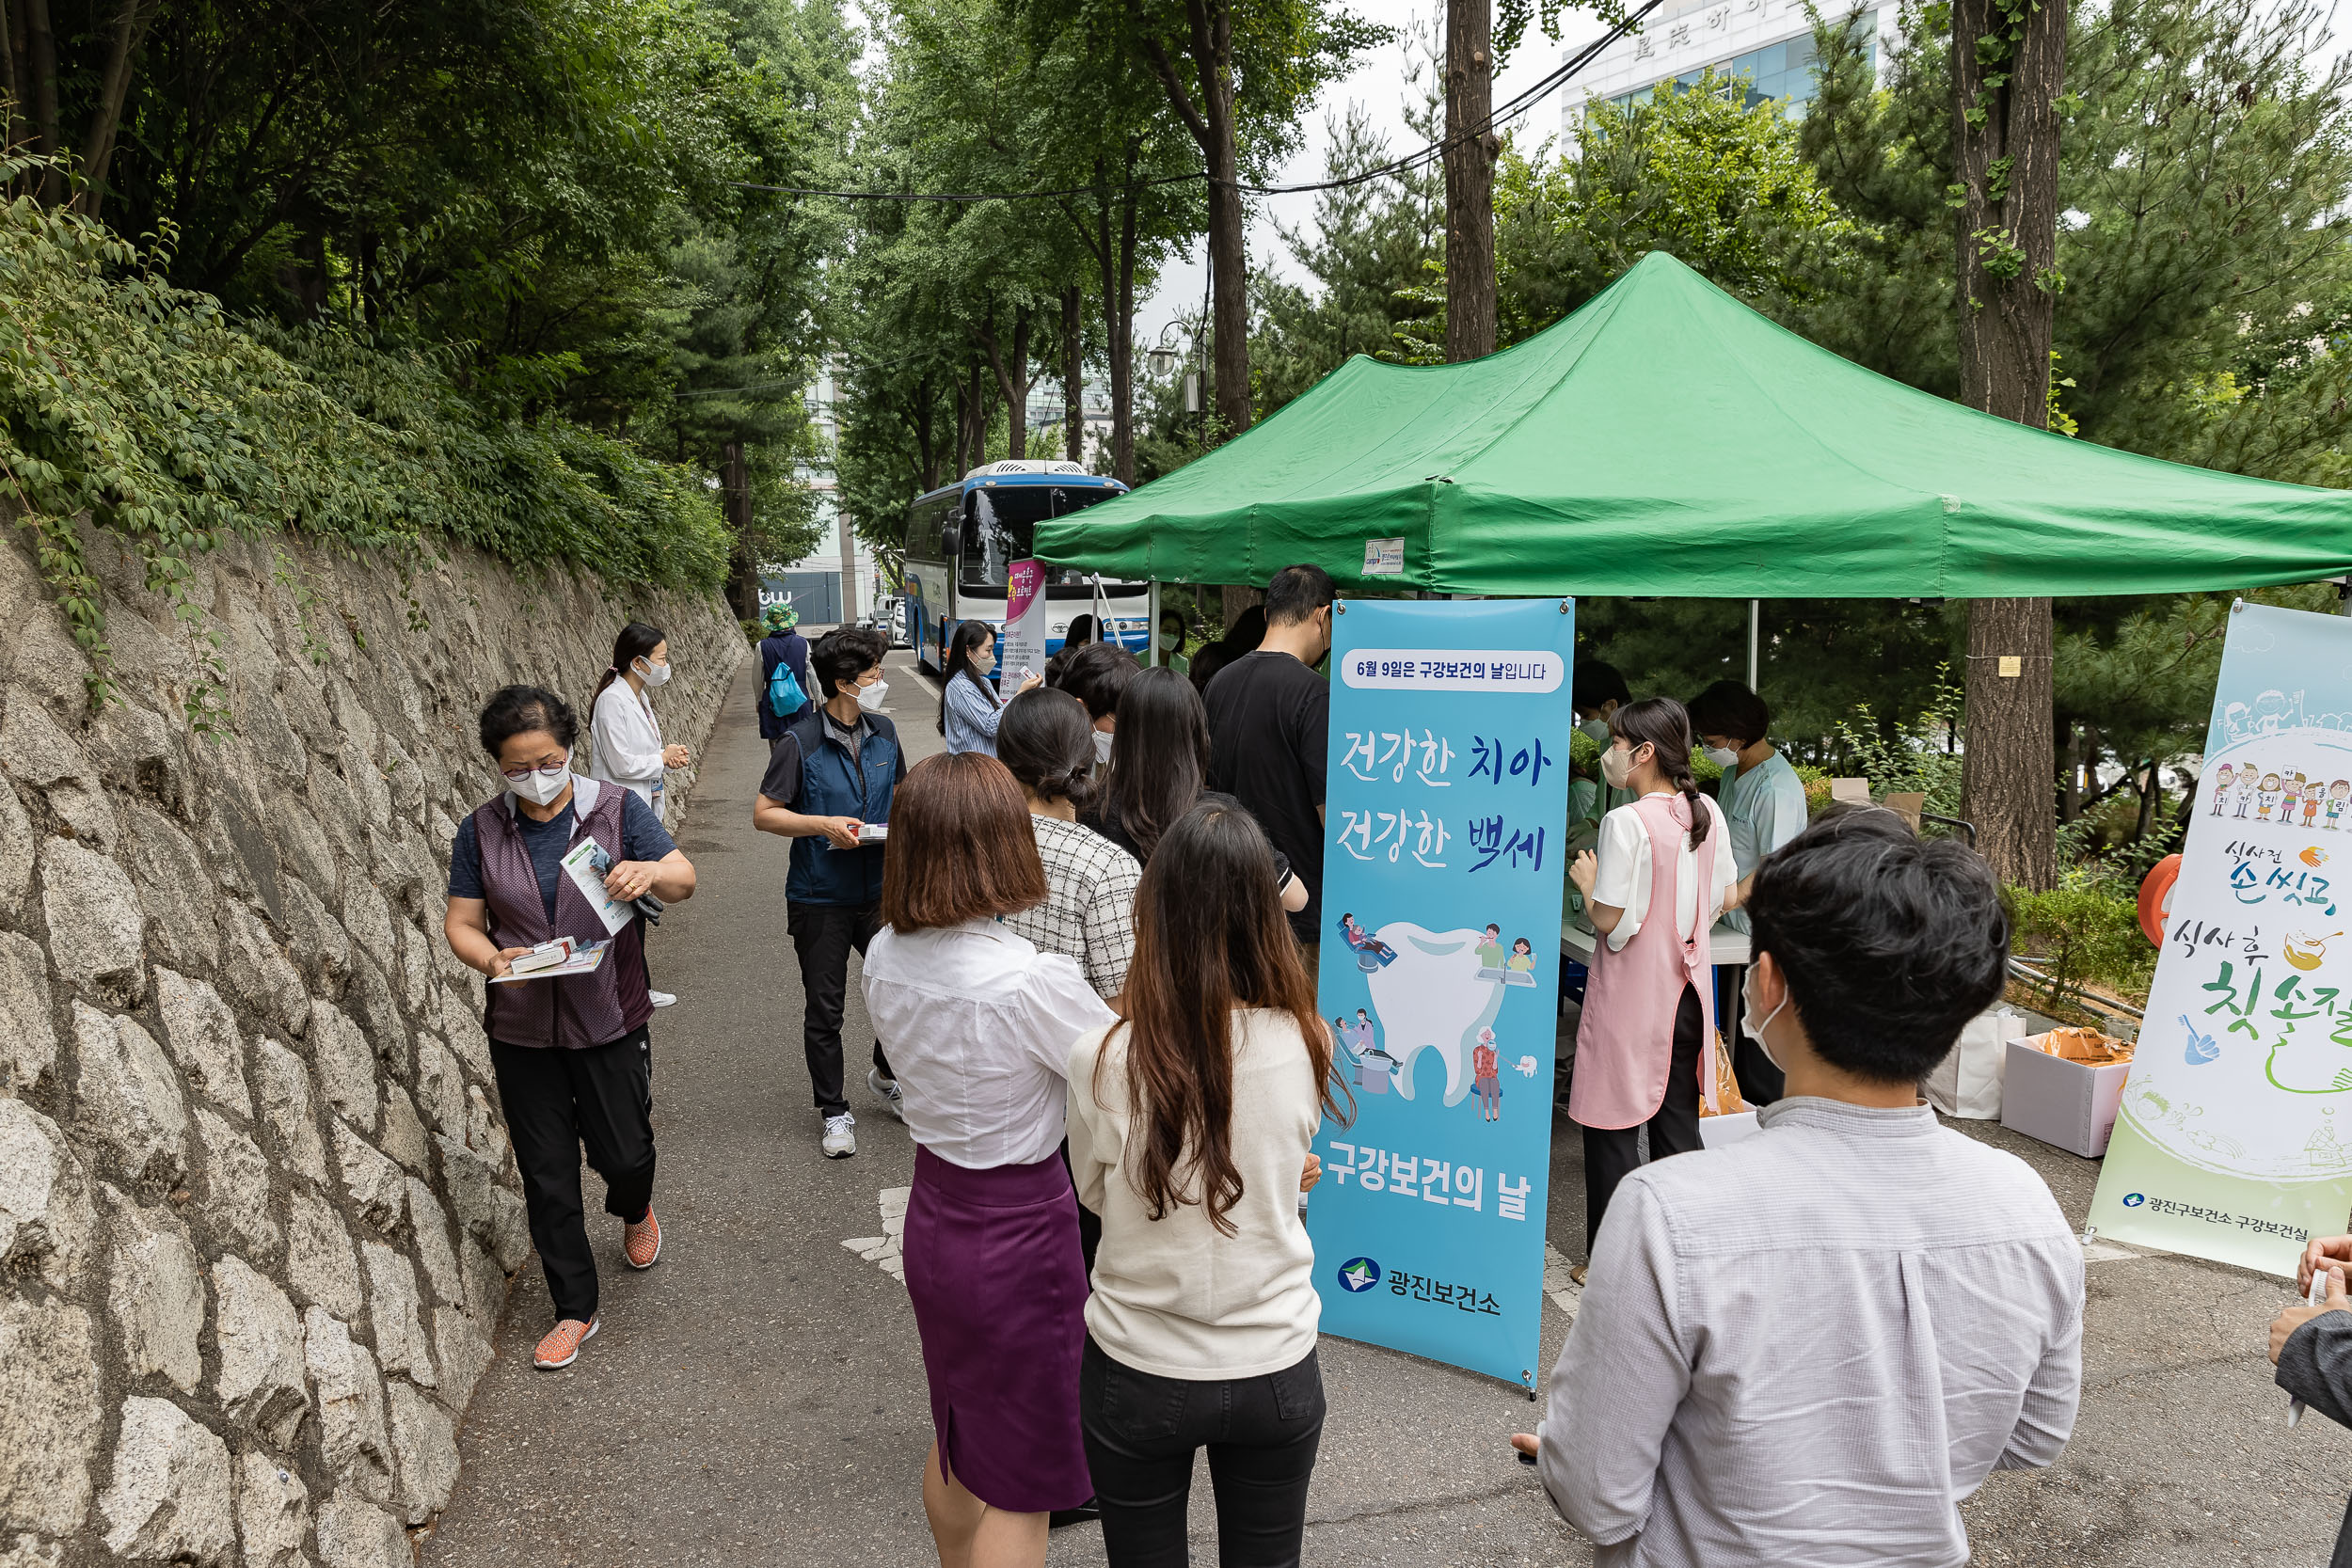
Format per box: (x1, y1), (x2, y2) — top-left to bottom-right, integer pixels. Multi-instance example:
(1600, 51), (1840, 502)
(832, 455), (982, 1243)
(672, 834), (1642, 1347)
(1034, 251), (2352, 598)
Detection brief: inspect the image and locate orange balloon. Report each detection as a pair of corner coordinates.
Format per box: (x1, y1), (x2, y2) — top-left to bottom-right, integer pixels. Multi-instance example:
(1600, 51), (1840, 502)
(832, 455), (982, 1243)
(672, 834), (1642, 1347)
(2137, 854), (2182, 947)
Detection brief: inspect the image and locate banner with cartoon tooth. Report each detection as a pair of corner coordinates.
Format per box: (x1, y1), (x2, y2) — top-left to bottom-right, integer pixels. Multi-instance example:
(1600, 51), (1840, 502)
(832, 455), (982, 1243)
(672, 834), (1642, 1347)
(1309, 597), (1575, 1387)
(2090, 602), (2352, 1275)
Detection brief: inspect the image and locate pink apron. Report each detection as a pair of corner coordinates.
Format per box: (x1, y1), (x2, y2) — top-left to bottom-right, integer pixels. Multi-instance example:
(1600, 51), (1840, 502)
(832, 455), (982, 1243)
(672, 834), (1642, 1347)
(1569, 792), (1724, 1131)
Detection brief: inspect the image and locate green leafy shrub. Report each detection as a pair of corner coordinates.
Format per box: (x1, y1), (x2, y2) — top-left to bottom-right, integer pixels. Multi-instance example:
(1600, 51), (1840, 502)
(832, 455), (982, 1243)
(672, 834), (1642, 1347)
(2006, 871), (2156, 1011)
(0, 172), (729, 703)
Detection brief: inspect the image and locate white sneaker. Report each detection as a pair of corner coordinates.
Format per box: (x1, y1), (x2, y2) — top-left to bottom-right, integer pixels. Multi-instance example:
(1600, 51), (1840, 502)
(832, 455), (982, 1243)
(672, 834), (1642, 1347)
(648, 990), (677, 1008)
(821, 1113), (857, 1159)
(867, 1068), (906, 1122)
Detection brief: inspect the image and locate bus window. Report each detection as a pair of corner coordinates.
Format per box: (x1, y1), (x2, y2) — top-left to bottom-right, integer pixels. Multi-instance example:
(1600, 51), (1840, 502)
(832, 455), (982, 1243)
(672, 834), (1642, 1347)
(960, 486), (1108, 588)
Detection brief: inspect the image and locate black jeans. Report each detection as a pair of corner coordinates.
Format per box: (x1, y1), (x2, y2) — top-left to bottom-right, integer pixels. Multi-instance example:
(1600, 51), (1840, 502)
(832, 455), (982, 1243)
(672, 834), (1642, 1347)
(786, 900), (895, 1117)
(1581, 983), (1703, 1256)
(1080, 1337), (1326, 1568)
(489, 1031), (656, 1324)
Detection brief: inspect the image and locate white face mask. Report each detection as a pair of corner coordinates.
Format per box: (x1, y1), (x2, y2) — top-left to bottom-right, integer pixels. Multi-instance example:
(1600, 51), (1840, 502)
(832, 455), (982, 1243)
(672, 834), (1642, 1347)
(1579, 717), (1613, 745)
(507, 763), (569, 806)
(1093, 730), (1114, 765)
(635, 657), (672, 689)
(1742, 979), (1791, 1070)
(1600, 742), (1636, 790)
(855, 678), (889, 713)
(1704, 746), (1740, 771)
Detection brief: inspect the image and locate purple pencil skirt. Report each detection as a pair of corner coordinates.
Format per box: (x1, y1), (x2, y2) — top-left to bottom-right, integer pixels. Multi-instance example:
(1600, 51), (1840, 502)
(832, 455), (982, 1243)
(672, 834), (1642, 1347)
(902, 1143), (1092, 1513)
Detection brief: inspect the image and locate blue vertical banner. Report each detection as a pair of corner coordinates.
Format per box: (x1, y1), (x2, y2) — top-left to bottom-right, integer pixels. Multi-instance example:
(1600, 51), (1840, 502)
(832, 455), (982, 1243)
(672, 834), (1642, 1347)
(1308, 598), (1575, 1388)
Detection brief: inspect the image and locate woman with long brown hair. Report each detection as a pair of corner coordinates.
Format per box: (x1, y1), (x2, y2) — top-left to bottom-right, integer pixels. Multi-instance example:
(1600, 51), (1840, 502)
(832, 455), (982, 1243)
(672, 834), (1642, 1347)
(860, 752), (1117, 1568)
(1067, 799), (1348, 1568)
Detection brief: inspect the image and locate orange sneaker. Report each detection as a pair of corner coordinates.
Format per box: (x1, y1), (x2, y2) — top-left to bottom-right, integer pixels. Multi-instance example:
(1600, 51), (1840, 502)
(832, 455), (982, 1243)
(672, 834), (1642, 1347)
(533, 1316), (598, 1370)
(624, 1211), (661, 1269)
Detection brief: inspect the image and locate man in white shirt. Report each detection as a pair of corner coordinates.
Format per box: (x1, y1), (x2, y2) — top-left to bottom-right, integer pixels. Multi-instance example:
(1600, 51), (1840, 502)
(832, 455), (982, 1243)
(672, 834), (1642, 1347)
(1518, 808), (2084, 1568)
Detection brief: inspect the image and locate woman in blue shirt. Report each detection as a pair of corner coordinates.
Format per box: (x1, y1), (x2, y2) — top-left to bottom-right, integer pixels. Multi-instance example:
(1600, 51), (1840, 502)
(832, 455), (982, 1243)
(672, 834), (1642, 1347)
(939, 620), (1041, 755)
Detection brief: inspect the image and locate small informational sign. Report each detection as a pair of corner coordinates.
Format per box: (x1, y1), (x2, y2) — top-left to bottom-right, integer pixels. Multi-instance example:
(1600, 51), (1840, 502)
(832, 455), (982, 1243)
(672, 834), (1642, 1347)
(1310, 598), (1575, 1389)
(2089, 602), (2352, 1275)
(1001, 559), (1050, 681)
(1362, 537), (1406, 577)
(1999, 656), (2023, 677)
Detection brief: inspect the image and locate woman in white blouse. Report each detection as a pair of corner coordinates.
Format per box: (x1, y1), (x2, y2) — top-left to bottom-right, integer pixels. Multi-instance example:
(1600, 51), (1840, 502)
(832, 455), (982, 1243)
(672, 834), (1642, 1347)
(1565, 696), (1738, 1281)
(589, 622), (691, 816)
(860, 752), (1116, 1568)
(590, 622), (690, 1007)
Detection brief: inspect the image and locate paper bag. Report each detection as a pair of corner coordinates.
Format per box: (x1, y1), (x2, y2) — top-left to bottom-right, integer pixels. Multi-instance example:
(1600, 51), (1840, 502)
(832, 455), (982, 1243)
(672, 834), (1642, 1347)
(1925, 1005), (2023, 1119)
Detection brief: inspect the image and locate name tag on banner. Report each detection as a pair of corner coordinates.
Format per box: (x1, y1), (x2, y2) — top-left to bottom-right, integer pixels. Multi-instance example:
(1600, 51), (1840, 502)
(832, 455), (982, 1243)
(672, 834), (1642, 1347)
(1310, 597), (1575, 1390)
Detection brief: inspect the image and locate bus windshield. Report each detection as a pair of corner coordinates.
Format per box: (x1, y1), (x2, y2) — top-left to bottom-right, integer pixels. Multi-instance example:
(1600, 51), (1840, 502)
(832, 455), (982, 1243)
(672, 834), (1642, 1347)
(961, 485), (1119, 589)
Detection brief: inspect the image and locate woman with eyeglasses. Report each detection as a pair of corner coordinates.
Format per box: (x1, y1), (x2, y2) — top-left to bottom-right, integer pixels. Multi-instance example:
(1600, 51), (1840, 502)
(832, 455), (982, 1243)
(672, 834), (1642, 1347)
(442, 684), (696, 1371)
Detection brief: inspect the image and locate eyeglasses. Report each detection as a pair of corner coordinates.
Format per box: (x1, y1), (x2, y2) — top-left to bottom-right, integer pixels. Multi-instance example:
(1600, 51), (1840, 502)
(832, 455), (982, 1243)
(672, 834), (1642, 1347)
(501, 758), (568, 782)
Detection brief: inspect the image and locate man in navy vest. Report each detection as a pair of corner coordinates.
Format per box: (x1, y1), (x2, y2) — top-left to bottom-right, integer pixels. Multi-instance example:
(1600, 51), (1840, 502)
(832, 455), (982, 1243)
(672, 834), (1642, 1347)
(755, 626), (905, 1158)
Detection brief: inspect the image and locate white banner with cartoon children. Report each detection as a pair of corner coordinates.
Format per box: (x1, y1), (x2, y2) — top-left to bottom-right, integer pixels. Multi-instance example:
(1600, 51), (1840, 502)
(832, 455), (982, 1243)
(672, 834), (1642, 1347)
(2090, 601), (2352, 1275)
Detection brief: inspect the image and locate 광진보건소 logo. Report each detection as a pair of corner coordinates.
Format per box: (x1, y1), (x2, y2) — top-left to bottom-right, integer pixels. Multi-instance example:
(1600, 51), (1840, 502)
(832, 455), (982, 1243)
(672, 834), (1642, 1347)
(1337, 1257), (1382, 1293)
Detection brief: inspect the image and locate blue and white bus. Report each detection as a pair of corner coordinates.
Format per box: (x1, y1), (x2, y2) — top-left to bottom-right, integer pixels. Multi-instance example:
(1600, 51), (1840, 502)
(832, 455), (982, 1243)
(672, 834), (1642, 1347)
(900, 460), (1152, 673)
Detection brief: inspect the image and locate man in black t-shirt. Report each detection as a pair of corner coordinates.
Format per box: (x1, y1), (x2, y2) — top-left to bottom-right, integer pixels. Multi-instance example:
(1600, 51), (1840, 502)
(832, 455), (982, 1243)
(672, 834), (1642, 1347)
(1203, 564), (1334, 953)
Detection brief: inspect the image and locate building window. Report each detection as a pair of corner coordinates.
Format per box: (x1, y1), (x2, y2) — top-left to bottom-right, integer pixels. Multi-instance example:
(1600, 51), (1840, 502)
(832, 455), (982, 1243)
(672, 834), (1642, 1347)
(1604, 16), (1876, 117)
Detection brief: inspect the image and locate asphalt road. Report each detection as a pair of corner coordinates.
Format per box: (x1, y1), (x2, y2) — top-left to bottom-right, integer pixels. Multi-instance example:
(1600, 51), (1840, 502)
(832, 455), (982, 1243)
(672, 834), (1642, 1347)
(421, 654), (2352, 1568)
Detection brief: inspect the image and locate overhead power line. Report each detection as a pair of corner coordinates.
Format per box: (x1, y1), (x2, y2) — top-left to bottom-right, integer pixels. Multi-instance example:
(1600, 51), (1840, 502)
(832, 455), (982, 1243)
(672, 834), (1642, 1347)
(724, 0), (1664, 207)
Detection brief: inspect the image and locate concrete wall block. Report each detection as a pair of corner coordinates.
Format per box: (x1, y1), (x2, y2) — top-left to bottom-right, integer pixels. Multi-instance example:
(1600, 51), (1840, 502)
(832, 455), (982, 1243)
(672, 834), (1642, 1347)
(278, 879), (352, 1000)
(41, 839), (146, 1006)
(87, 698), (189, 817)
(301, 1308), (391, 1504)
(191, 1108), (279, 1263)
(377, 1085), (429, 1176)
(0, 1298), (99, 1536)
(0, 1097), (96, 1291)
(267, 801), (339, 915)
(339, 879), (394, 980)
(230, 1451), (309, 1568)
(103, 1185), (208, 1393)
(120, 802), (219, 974)
(250, 1038), (328, 1187)
(216, 902), (309, 1039)
(383, 1379), (457, 1525)
(311, 1491), (406, 1568)
(283, 1188), (363, 1322)
(71, 1004), (186, 1188)
(211, 1256), (309, 1448)
(306, 1004), (377, 1134)
(0, 930), (56, 1092)
(329, 1122), (405, 1235)
(411, 1037), (465, 1139)
(358, 1240), (433, 1388)
(152, 968), (253, 1119)
(0, 780), (32, 925)
(437, 1134), (528, 1274)
(431, 1307), (493, 1411)
(96, 1396), (236, 1565)
(0, 1532), (64, 1567)
(405, 1178), (462, 1307)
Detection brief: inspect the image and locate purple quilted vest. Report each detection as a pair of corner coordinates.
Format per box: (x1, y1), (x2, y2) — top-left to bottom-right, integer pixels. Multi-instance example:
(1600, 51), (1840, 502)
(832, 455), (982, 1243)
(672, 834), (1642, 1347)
(471, 777), (653, 1050)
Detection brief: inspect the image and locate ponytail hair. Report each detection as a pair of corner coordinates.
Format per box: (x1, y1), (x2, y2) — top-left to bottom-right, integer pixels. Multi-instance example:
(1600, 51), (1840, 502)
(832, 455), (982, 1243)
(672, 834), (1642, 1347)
(1611, 696), (1711, 850)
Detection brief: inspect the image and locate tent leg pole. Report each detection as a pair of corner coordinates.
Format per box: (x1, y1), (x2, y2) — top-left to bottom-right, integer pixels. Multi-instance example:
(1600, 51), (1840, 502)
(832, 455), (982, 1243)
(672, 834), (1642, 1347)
(1748, 599), (1760, 689)
(1149, 579), (1162, 666)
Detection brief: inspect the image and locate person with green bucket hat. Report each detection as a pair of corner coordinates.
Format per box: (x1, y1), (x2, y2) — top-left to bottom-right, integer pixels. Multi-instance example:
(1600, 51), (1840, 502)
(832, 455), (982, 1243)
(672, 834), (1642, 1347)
(758, 601), (814, 740)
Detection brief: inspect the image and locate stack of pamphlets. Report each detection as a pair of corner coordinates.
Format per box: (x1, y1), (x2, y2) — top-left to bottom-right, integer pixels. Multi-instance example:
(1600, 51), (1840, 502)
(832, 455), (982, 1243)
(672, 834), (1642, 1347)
(489, 937), (612, 984)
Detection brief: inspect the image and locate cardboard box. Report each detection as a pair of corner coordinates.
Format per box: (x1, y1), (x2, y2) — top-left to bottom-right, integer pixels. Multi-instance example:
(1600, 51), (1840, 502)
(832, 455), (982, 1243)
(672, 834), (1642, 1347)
(1999, 1036), (2132, 1157)
(1699, 1109), (1761, 1148)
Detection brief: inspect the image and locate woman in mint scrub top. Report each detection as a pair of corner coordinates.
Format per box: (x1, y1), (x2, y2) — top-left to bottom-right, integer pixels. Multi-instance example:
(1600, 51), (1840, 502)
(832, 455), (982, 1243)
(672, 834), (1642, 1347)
(1688, 680), (1809, 1105)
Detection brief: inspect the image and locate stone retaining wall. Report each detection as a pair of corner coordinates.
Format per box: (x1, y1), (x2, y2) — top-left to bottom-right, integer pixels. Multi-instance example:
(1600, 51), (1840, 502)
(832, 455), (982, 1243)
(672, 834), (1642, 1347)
(0, 518), (744, 1567)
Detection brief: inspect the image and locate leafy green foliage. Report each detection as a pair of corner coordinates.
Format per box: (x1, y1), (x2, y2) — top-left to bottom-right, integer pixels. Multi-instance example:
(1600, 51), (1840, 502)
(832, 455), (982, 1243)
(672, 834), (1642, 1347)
(0, 177), (728, 705)
(2006, 874), (2156, 1009)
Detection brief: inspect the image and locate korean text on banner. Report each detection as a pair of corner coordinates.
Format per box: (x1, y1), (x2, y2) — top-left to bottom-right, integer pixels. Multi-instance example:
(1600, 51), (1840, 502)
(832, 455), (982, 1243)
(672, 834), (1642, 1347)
(2089, 602), (2352, 1275)
(1309, 599), (1574, 1388)
(1002, 560), (1049, 682)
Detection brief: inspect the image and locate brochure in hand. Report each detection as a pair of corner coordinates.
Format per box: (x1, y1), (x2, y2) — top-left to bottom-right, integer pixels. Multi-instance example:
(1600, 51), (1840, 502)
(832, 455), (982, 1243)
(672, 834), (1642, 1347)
(488, 938), (612, 984)
(560, 837), (635, 935)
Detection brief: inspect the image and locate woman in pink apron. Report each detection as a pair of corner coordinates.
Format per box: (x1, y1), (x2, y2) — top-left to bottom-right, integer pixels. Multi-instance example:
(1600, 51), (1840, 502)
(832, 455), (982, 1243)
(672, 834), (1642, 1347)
(1566, 697), (1739, 1277)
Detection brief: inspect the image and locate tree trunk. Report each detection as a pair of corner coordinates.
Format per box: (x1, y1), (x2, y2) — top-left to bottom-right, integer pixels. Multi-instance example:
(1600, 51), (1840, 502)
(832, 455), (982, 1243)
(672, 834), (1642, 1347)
(2058, 722), (2079, 822)
(722, 439), (756, 621)
(24, 0), (56, 204)
(1443, 0), (1497, 362)
(0, 2), (21, 171)
(2134, 761), (2160, 841)
(73, 0), (154, 221)
(1113, 173), (1140, 483)
(914, 372), (940, 492)
(1062, 284), (1084, 464)
(967, 359), (988, 468)
(1953, 0), (2066, 890)
(952, 382), (970, 477)
(1144, 2), (1249, 434)
(1222, 585), (1263, 635)
(976, 306), (1035, 460)
(1963, 598), (2058, 889)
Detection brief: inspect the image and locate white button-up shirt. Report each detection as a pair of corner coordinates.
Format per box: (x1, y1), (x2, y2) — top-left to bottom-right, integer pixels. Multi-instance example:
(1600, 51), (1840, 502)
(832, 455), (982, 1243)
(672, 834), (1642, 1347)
(589, 680), (665, 805)
(861, 918), (1117, 1169)
(1536, 1097), (2084, 1567)
(1591, 793), (1739, 952)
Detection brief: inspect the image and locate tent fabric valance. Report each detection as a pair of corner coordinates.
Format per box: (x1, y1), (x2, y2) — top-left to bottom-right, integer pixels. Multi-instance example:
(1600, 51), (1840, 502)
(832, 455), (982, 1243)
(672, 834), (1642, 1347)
(1035, 252), (2352, 599)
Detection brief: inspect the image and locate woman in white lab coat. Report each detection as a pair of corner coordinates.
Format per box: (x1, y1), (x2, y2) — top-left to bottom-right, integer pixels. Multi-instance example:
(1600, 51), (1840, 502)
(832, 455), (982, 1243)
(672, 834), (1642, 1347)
(591, 622), (691, 1006)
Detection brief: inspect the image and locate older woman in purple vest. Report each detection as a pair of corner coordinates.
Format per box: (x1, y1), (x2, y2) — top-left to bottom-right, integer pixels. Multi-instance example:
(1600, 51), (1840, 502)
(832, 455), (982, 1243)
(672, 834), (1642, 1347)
(443, 685), (697, 1370)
